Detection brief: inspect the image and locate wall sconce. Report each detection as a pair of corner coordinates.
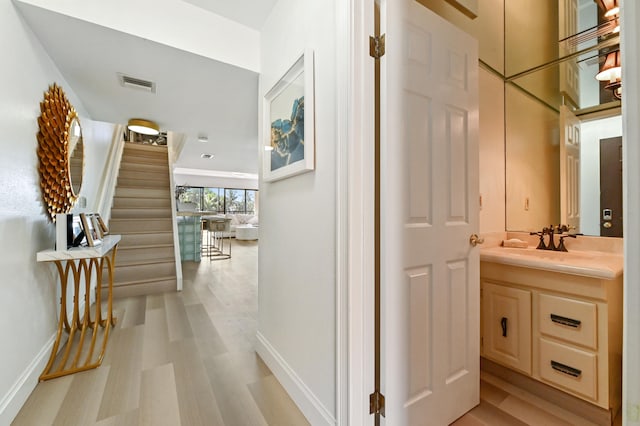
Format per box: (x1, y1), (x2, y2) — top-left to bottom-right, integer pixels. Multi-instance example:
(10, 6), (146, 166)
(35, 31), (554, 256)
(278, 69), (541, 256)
(595, 50), (622, 100)
(596, 0), (619, 17)
(127, 118), (159, 135)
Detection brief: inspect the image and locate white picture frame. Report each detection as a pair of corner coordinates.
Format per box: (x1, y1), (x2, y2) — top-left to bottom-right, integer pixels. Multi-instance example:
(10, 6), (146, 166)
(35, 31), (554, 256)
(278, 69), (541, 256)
(263, 49), (315, 182)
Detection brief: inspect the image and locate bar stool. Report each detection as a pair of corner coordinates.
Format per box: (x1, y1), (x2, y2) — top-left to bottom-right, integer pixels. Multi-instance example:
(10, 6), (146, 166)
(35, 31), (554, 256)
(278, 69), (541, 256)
(205, 217), (231, 260)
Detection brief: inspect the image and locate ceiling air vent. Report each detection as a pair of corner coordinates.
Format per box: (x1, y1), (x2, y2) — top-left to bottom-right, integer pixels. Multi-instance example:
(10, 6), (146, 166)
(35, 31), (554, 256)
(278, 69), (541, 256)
(118, 73), (156, 93)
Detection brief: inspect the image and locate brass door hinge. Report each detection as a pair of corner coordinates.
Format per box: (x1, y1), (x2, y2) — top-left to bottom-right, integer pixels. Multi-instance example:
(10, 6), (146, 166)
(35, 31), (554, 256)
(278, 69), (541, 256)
(369, 390), (386, 416)
(369, 34), (386, 59)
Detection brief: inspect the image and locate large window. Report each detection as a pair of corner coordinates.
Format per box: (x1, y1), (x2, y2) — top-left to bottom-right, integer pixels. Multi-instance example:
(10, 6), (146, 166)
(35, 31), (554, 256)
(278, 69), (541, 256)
(176, 186), (257, 214)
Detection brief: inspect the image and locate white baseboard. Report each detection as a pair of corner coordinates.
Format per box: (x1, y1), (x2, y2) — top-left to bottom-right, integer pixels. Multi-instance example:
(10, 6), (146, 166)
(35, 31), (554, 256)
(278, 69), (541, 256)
(255, 332), (336, 426)
(0, 333), (55, 425)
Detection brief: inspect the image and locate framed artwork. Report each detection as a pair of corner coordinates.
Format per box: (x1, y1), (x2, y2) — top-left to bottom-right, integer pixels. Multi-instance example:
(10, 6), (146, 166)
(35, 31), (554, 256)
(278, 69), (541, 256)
(79, 213), (94, 247)
(94, 213), (109, 236)
(80, 213), (102, 247)
(263, 49), (315, 182)
(90, 214), (104, 239)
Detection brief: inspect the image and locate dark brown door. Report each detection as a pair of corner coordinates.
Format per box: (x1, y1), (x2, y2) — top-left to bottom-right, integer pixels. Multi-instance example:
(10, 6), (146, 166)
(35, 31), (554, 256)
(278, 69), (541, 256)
(600, 136), (623, 237)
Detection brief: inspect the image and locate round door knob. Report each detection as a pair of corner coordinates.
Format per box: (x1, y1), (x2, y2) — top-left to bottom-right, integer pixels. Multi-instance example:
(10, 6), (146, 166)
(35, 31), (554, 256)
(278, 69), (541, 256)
(470, 234), (484, 247)
(603, 222), (612, 229)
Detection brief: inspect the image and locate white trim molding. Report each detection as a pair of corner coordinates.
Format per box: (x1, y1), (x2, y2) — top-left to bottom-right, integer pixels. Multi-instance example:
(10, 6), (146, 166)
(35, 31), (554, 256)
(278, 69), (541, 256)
(621, 1), (640, 424)
(0, 334), (56, 425)
(255, 332), (336, 426)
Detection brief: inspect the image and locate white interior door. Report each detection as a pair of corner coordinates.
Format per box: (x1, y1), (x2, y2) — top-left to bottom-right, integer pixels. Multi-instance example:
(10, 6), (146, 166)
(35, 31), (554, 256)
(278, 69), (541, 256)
(560, 105), (581, 231)
(379, 0), (480, 424)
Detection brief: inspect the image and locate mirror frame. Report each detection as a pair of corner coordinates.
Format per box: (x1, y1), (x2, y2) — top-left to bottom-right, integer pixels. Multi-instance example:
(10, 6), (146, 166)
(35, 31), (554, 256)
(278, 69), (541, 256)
(37, 83), (84, 222)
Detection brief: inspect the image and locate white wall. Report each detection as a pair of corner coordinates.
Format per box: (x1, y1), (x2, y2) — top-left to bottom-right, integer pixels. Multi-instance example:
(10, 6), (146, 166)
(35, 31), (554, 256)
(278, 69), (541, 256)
(505, 85), (560, 231)
(0, 3), (110, 422)
(257, 0), (338, 424)
(579, 116), (622, 236)
(479, 68), (506, 233)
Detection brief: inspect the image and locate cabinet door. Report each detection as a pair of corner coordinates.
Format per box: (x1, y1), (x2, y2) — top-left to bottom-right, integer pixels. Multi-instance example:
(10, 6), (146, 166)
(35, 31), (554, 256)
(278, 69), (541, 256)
(482, 282), (532, 374)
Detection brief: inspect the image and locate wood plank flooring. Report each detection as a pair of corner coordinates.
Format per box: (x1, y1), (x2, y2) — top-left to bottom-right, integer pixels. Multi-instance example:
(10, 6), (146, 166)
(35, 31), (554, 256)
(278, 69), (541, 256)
(12, 240), (308, 426)
(13, 240), (623, 425)
(454, 372), (622, 426)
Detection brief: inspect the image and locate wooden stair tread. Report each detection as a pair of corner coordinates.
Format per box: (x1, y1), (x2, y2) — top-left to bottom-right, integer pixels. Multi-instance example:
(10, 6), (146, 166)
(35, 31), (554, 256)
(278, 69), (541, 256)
(110, 218), (172, 222)
(113, 276), (177, 287)
(114, 230), (173, 235)
(118, 243), (174, 250)
(115, 257), (176, 267)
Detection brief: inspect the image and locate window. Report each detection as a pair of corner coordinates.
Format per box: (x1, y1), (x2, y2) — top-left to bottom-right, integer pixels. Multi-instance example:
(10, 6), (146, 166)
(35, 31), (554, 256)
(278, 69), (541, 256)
(176, 186), (257, 214)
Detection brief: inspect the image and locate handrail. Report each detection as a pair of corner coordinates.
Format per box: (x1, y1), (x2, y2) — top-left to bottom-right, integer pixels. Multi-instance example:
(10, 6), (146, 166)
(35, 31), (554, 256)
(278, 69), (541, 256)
(167, 131), (185, 291)
(95, 125), (126, 223)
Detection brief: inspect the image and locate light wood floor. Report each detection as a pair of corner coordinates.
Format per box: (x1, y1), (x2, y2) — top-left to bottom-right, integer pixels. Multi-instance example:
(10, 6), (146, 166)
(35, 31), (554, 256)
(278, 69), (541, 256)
(13, 241), (622, 426)
(455, 372), (622, 426)
(13, 240), (309, 426)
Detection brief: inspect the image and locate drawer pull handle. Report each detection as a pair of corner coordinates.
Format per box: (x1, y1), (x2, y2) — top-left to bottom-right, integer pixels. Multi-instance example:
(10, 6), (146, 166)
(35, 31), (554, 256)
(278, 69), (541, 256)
(551, 360), (582, 378)
(550, 314), (581, 328)
(501, 317), (508, 337)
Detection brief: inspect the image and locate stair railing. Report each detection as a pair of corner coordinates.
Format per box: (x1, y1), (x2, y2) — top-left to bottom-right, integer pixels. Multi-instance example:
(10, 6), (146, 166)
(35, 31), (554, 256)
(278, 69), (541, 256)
(95, 124), (126, 223)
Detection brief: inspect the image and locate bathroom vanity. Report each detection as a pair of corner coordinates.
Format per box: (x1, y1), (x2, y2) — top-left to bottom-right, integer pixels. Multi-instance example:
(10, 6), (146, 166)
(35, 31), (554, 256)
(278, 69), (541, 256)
(480, 245), (623, 422)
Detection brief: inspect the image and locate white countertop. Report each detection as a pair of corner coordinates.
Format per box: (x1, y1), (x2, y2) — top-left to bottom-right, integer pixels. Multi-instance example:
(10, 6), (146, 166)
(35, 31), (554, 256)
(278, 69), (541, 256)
(37, 235), (121, 262)
(176, 211), (220, 217)
(480, 246), (623, 280)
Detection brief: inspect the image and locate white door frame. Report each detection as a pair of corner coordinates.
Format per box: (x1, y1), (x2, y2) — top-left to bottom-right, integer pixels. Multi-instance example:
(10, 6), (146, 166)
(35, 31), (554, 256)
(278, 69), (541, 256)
(336, 0), (376, 425)
(621, 2), (640, 424)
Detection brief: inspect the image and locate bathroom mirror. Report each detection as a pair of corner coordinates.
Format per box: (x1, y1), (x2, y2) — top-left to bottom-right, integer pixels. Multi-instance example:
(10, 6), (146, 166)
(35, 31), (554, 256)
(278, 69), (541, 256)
(37, 83), (84, 222)
(504, 0), (622, 237)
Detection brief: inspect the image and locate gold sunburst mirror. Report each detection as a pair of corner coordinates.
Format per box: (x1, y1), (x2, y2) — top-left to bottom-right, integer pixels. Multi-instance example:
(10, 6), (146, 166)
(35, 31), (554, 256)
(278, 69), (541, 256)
(37, 83), (84, 222)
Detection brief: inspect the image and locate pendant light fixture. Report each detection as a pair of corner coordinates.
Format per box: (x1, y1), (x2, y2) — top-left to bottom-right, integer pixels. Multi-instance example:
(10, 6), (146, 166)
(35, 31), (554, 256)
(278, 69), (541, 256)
(127, 118), (160, 135)
(595, 50), (622, 100)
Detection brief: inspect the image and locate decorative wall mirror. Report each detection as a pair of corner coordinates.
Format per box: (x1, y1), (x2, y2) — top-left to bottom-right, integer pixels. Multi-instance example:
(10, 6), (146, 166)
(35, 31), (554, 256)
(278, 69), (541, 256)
(37, 83), (84, 222)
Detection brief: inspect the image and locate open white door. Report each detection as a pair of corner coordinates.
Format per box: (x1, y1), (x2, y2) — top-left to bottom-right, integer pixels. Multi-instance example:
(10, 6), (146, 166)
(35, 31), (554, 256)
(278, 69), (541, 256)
(379, 0), (480, 424)
(560, 105), (581, 231)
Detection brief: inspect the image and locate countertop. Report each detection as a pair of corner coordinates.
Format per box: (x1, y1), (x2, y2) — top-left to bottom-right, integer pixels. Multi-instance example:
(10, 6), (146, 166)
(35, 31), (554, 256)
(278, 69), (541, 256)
(480, 246), (623, 280)
(37, 235), (121, 262)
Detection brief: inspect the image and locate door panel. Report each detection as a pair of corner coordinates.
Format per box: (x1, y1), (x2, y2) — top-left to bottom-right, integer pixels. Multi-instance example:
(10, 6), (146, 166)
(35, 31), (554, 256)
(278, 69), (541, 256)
(380, 1), (479, 424)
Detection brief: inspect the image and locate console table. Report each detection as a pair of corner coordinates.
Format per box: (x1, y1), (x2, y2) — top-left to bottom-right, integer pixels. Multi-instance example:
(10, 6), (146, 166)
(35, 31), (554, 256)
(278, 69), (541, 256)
(36, 235), (120, 381)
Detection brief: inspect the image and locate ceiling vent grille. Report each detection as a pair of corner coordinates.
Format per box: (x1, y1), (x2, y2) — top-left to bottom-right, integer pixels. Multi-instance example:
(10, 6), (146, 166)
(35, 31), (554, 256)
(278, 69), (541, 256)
(118, 73), (156, 93)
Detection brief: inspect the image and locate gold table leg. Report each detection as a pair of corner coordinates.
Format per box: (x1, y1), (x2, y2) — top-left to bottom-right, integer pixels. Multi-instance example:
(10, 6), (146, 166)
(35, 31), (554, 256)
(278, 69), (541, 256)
(39, 246), (118, 381)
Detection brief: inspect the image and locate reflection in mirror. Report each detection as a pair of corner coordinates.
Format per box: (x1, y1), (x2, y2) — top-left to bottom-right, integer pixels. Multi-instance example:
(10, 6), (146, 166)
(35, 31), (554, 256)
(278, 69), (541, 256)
(68, 117), (84, 196)
(505, 0), (622, 237)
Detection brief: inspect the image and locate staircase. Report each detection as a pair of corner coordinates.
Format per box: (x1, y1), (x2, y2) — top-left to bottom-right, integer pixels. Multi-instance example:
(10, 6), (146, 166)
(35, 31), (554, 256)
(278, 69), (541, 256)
(108, 143), (177, 298)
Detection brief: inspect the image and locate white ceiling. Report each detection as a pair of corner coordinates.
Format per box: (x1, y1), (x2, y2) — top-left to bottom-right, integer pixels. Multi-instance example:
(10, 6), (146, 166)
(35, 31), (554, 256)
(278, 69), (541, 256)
(15, 1), (273, 175)
(181, 0), (278, 30)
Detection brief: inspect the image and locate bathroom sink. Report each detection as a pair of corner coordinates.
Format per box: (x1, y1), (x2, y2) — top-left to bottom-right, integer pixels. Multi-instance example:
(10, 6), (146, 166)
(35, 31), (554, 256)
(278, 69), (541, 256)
(480, 246), (623, 279)
(495, 247), (598, 261)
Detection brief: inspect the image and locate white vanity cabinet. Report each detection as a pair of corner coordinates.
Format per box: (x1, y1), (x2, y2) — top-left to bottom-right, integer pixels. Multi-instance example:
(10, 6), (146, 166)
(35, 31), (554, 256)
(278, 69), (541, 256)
(480, 260), (623, 415)
(481, 282), (532, 375)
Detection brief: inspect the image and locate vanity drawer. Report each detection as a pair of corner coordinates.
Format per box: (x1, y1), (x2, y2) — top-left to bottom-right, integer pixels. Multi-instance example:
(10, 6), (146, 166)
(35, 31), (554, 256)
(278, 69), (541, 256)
(539, 338), (597, 401)
(539, 293), (597, 350)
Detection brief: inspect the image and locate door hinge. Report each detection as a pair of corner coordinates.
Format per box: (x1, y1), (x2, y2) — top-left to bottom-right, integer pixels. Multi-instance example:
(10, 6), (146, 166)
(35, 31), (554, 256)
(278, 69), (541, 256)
(369, 34), (386, 59)
(369, 390), (386, 416)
